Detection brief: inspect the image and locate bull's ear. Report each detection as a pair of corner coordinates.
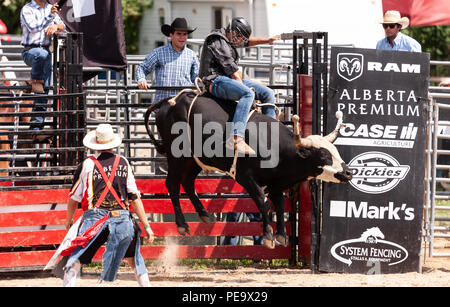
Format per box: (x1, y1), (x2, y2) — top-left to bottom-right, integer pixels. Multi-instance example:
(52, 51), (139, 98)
(324, 111), (345, 143)
(292, 115), (312, 148)
(296, 146), (311, 159)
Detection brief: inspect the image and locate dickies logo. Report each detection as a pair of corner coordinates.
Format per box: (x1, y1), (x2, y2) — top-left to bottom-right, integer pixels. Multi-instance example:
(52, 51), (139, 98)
(348, 152), (410, 194)
(337, 53), (364, 82)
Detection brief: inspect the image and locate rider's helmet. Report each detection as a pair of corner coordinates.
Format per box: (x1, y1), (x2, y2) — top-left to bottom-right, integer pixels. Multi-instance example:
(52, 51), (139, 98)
(226, 17), (252, 47)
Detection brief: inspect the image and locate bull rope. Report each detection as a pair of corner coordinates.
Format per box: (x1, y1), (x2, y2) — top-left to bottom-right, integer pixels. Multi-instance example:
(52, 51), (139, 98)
(169, 78), (258, 179)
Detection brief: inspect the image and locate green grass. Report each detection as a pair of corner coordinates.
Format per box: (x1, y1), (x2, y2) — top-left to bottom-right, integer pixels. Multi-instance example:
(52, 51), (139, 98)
(435, 200), (450, 227)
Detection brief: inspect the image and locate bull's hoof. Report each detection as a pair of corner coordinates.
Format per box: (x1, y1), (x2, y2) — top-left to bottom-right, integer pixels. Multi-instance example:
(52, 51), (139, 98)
(177, 226), (191, 236)
(275, 234), (288, 246)
(199, 215), (211, 224)
(263, 238), (275, 249)
(262, 225), (275, 249)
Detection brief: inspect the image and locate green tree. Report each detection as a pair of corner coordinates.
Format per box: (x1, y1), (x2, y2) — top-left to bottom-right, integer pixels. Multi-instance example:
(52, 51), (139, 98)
(0, 0), (28, 35)
(0, 0), (152, 54)
(121, 0), (153, 54)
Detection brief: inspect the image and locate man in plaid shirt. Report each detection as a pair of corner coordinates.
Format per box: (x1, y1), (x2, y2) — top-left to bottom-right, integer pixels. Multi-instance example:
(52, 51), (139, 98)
(136, 18), (199, 103)
(20, 0), (65, 140)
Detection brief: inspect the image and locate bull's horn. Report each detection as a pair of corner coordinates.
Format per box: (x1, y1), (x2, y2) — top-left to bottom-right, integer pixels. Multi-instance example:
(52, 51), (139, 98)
(292, 115), (301, 137)
(324, 111), (345, 143)
(292, 115), (313, 148)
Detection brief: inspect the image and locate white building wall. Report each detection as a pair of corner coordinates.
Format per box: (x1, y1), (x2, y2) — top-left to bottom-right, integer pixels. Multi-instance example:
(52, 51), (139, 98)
(252, 0), (269, 38)
(139, 0), (171, 54)
(140, 0), (261, 54)
(265, 0), (384, 48)
(138, 0), (384, 54)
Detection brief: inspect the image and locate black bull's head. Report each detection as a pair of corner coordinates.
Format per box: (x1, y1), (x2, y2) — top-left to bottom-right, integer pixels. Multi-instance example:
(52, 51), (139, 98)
(144, 96), (352, 248)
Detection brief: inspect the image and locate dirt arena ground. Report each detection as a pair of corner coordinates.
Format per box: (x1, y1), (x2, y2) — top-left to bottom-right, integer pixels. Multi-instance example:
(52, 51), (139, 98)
(0, 240), (448, 287)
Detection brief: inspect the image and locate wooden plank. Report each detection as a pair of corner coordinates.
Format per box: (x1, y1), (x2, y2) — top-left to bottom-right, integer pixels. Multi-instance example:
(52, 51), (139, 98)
(142, 198), (292, 213)
(0, 211), (83, 227)
(0, 222), (292, 247)
(0, 189), (70, 206)
(138, 245), (292, 260)
(136, 178), (247, 194)
(0, 197), (292, 227)
(0, 229), (65, 247)
(138, 222), (292, 237)
(0, 245), (291, 268)
(0, 179), (247, 207)
(89, 245), (292, 261)
(0, 250), (55, 268)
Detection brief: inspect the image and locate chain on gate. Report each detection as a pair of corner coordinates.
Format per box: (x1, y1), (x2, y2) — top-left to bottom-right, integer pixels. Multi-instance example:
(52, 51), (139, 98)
(10, 90), (24, 186)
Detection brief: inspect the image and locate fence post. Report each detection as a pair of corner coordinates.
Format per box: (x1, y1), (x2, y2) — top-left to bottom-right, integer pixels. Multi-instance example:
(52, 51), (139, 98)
(55, 32), (85, 165)
(298, 74), (312, 265)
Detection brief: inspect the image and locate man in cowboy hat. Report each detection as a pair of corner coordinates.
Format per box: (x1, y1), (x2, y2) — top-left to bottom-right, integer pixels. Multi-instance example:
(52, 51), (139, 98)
(136, 17), (199, 103)
(136, 17), (199, 174)
(376, 10), (421, 52)
(61, 123), (154, 286)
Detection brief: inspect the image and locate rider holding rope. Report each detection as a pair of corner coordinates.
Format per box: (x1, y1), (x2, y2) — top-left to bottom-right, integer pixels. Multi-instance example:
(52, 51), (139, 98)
(199, 17), (280, 155)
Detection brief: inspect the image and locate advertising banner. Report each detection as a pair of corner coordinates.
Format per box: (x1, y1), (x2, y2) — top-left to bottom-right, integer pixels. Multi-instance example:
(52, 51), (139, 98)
(51, 0), (128, 71)
(320, 47), (429, 273)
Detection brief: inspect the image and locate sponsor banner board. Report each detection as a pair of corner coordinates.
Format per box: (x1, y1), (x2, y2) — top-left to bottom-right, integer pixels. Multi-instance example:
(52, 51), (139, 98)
(320, 47), (429, 273)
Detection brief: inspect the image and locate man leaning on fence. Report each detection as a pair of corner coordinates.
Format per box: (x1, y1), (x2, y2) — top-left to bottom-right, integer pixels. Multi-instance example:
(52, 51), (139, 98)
(135, 17), (199, 103)
(20, 0), (65, 141)
(135, 17), (199, 174)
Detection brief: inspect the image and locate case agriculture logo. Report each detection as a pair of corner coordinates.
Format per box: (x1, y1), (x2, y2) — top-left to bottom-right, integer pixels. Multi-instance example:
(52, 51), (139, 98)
(337, 53), (364, 81)
(348, 152), (410, 194)
(330, 227), (408, 266)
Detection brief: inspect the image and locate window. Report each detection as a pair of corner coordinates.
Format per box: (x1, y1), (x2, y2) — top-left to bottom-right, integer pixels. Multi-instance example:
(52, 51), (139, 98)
(158, 8), (165, 26)
(213, 7), (232, 29)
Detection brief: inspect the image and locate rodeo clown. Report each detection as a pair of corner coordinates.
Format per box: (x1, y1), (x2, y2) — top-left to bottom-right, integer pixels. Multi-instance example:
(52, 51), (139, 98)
(60, 123), (154, 286)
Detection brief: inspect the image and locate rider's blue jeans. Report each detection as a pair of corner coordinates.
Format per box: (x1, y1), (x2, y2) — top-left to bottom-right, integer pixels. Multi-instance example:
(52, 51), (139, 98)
(211, 76), (276, 138)
(21, 47), (52, 128)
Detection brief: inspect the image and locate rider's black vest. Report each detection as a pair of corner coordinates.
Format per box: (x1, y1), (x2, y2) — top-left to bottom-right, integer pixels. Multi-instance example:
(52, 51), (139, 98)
(199, 29), (240, 85)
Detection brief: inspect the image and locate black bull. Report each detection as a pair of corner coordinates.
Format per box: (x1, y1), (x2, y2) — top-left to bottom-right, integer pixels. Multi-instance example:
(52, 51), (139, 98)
(144, 92), (352, 248)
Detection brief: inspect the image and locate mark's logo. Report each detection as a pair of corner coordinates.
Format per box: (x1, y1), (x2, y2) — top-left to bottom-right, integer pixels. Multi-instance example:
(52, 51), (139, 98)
(337, 53), (364, 82)
(348, 152), (410, 194)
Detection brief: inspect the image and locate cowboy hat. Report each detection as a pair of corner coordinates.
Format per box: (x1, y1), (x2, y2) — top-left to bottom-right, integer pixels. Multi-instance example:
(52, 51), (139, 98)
(379, 10), (409, 29)
(161, 18), (196, 37)
(83, 124), (122, 151)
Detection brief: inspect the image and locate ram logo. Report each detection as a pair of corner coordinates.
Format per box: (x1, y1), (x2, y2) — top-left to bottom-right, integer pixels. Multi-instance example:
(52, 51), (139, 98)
(337, 53), (364, 82)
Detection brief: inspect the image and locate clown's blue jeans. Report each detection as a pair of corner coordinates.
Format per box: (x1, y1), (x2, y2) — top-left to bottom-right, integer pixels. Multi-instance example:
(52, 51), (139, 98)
(64, 208), (147, 282)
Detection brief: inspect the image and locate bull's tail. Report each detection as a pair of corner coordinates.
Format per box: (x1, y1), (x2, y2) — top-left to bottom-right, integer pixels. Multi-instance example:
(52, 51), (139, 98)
(144, 101), (166, 155)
